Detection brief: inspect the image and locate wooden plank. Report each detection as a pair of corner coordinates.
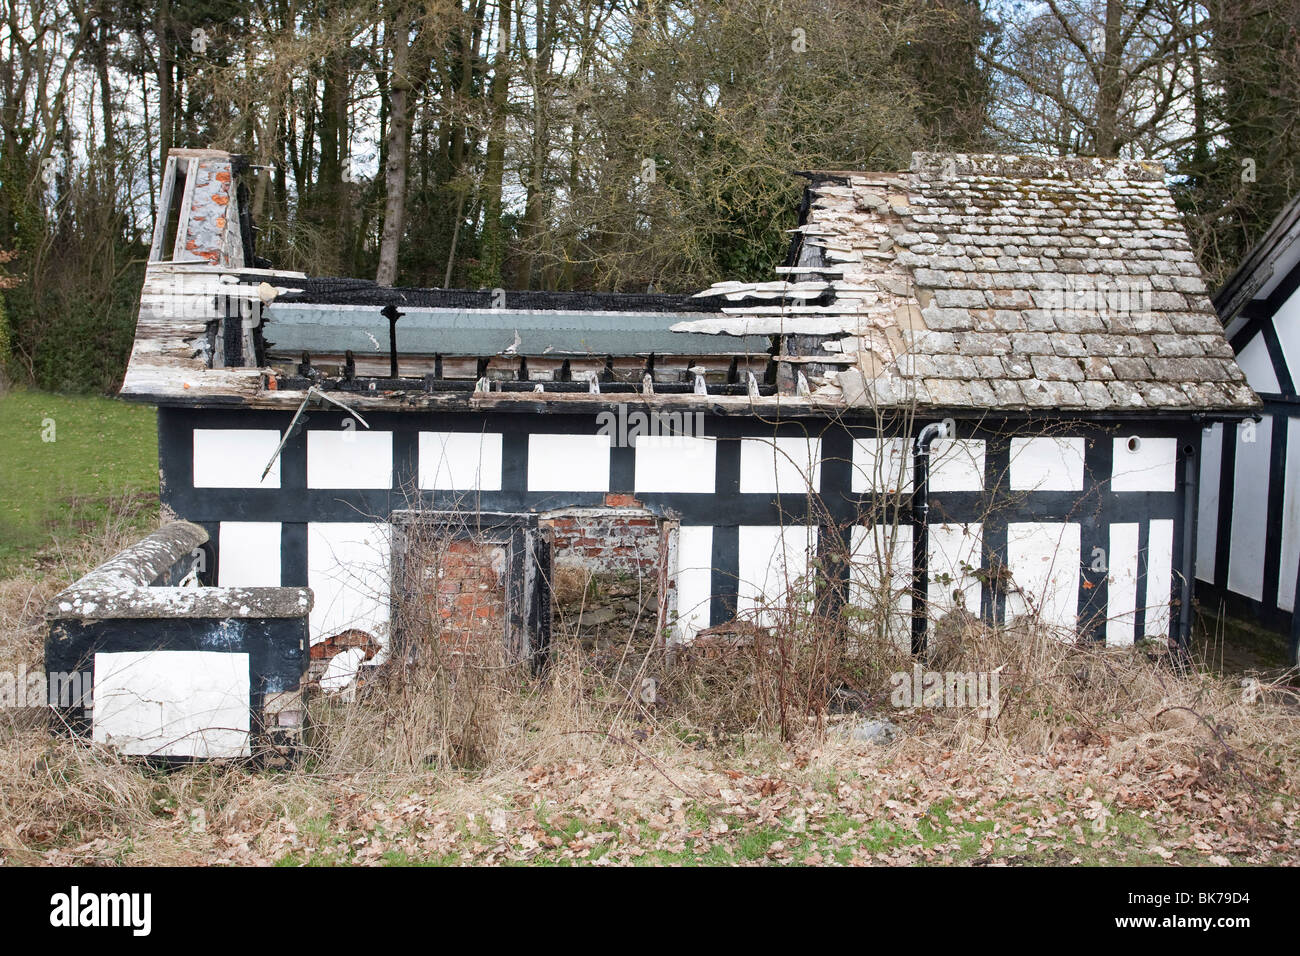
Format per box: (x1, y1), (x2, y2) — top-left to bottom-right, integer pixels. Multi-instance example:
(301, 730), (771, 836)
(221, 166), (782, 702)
(148, 157), (177, 263)
(171, 158), (197, 261)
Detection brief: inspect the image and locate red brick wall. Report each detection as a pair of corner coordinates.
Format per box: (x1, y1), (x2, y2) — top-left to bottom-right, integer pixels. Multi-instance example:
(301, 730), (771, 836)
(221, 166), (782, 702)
(424, 539), (507, 651)
(541, 499), (661, 577)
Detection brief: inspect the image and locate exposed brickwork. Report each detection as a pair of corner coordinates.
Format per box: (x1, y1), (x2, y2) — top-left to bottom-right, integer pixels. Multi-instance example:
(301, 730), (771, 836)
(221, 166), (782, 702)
(414, 539), (507, 653)
(258, 690), (307, 767)
(306, 627), (383, 688)
(541, 507), (661, 577)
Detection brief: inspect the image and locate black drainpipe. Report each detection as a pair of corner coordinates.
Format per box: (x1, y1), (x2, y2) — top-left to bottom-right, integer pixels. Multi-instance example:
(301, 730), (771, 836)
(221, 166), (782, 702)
(911, 420), (951, 655)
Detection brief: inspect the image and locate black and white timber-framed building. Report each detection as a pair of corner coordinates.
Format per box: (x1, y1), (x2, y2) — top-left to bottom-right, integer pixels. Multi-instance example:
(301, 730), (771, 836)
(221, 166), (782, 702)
(118, 148), (1260, 668)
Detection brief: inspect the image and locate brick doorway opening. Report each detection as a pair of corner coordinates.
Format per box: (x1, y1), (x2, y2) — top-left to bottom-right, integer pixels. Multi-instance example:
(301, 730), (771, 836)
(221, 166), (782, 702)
(540, 502), (677, 662)
(391, 511), (551, 668)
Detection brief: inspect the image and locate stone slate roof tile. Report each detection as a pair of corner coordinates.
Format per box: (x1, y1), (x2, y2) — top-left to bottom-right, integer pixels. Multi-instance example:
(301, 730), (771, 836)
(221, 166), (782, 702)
(681, 152), (1259, 413)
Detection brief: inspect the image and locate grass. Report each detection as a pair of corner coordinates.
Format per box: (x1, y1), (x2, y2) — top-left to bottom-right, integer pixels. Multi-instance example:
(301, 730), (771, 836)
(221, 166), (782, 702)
(0, 388), (157, 570)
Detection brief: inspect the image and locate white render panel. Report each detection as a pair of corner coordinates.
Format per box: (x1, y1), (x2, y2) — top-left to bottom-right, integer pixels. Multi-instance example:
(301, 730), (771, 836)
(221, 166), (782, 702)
(736, 525), (817, 626)
(739, 437), (822, 494)
(1270, 286), (1300, 378)
(1009, 437), (1085, 491)
(93, 650), (250, 758)
(192, 429), (281, 488)
(419, 431), (503, 491)
(528, 434), (610, 492)
(308, 429), (393, 489)
(1145, 518), (1175, 640)
(851, 438), (913, 494)
(1111, 436), (1177, 492)
(1281, 419), (1300, 612)
(1195, 424), (1223, 584)
(1006, 522), (1081, 634)
(674, 525), (714, 641)
(927, 522), (982, 620)
(308, 522), (391, 646)
(1106, 522), (1140, 646)
(634, 436), (717, 493)
(1236, 330), (1281, 394)
(217, 522), (281, 587)
(928, 438), (984, 492)
(1227, 419), (1271, 601)
(849, 523), (913, 650)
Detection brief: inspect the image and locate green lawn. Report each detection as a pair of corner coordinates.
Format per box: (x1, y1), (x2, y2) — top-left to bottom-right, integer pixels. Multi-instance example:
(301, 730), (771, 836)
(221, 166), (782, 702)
(0, 389), (158, 569)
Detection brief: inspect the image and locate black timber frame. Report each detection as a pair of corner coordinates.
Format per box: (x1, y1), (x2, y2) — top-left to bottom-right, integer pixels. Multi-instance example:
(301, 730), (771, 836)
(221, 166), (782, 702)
(158, 405), (1217, 649)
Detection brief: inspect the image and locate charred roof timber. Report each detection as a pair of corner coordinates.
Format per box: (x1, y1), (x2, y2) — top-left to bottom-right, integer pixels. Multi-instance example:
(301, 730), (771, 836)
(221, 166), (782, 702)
(118, 147), (1260, 421)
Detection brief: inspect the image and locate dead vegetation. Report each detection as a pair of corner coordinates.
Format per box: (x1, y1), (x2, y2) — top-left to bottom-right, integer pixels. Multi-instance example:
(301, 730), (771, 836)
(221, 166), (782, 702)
(1, 514), (1299, 866)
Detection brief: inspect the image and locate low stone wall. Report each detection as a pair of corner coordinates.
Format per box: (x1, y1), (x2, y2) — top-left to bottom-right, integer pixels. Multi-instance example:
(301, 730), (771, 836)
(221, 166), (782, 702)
(45, 521), (313, 765)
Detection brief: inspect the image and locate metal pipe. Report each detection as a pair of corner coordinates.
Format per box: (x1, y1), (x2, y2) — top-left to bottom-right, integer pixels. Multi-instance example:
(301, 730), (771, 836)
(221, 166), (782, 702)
(911, 419), (951, 655)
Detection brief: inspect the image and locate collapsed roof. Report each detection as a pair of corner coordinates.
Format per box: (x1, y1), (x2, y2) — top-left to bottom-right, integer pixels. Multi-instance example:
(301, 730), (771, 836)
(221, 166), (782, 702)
(120, 148), (1258, 418)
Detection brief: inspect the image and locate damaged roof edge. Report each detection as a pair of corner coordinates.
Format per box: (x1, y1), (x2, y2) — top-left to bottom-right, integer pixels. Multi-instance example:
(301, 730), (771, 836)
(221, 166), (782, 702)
(120, 147), (1259, 416)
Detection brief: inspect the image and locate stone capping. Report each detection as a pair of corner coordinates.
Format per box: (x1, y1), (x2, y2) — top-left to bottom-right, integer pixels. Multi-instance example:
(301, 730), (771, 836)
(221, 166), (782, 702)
(910, 151), (1166, 182)
(46, 521), (312, 621)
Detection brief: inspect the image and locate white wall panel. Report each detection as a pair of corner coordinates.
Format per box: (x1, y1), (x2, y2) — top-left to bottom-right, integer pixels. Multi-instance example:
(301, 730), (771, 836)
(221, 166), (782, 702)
(1009, 437), (1085, 491)
(927, 522), (982, 620)
(1269, 285), (1300, 378)
(217, 522), (280, 587)
(1236, 330), (1281, 393)
(1280, 419), (1300, 612)
(1145, 519), (1175, 640)
(93, 650), (250, 758)
(739, 437), (821, 494)
(308, 522), (391, 645)
(1106, 522), (1140, 646)
(1006, 522), (1080, 634)
(673, 525), (713, 641)
(308, 429), (393, 488)
(193, 429), (280, 488)
(1111, 436), (1177, 492)
(528, 434), (610, 492)
(419, 431), (503, 491)
(737, 525), (817, 626)
(849, 523), (913, 650)
(1227, 418), (1271, 601)
(635, 437), (717, 493)
(851, 438), (912, 494)
(929, 439), (984, 492)
(1195, 424), (1222, 584)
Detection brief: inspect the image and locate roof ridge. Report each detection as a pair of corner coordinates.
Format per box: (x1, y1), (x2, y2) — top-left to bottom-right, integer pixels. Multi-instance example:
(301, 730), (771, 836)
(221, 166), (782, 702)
(911, 151), (1166, 183)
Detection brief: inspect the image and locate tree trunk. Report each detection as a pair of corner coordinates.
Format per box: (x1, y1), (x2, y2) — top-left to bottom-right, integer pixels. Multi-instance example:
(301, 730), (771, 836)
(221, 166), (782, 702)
(477, 0), (512, 287)
(521, 0), (558, 288)
(94, 16), (115, 202)
(156, 0), (173, 170)
(377, 11), (413, 287)
(1093, 0), (1124, 156)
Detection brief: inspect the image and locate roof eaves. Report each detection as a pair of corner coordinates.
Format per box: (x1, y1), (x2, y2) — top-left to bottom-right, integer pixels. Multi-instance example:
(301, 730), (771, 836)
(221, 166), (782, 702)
(1213, 191), (1300, 324)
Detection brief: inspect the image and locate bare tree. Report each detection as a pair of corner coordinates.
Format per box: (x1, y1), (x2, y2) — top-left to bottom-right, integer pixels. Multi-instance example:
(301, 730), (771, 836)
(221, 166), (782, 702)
(982, 0), (1205, 158)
